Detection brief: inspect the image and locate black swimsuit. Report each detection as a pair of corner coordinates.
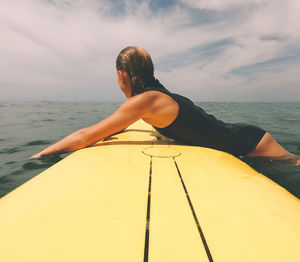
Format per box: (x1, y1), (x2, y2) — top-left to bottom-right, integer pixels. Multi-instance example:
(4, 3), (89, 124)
(143, 81), (267, 157)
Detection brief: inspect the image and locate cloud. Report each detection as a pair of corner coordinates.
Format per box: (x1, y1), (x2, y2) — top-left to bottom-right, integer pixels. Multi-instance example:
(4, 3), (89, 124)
(180, 0), (267, 11)
(260, 34), (289, 42)
(0, 0), (299, 101)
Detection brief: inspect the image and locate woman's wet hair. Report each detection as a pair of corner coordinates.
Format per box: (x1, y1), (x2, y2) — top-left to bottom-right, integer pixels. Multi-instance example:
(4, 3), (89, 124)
(116, 46), (156, 96)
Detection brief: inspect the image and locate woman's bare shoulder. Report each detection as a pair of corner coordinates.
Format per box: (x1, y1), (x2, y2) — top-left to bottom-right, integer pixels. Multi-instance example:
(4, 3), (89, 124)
(124, 91), (161, 107)
(121, 90), (178, 116)
(137, 90), (175, 103)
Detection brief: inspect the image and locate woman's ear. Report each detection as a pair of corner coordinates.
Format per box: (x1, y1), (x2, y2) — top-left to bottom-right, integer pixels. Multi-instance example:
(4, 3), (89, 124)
(117, 70), (122, 84)
(117, 70), (131, 98)
(118, 70), (129, 84)
(118, 71), (131, 89)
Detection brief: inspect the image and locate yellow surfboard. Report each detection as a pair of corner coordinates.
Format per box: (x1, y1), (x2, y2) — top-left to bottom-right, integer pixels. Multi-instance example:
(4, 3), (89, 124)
(0, 120), (300, 261)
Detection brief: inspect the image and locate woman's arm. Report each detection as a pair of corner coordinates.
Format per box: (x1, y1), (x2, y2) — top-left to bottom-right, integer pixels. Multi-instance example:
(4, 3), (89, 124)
(30, 94), (153, 158)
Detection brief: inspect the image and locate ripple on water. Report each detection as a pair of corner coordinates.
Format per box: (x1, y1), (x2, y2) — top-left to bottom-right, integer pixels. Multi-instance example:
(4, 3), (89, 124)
(5, 161), (17, 165)
(25, 140), (52, 146)
(0, 175), (12, 183)
(7, 170), (23, 176)
(0, 147), (23, 154)
(22, 162), (52, 170)
(287, 174), (300, 182)
(22, 155), (63, 170)
(42, 119), (54, 122)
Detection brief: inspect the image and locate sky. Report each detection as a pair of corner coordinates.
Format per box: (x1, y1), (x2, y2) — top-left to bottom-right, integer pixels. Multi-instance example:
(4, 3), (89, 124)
(0, 0), (300, 102)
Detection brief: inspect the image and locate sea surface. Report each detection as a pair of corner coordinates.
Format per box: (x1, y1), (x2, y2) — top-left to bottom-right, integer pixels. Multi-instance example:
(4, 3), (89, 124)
(0, 101), (300, 199)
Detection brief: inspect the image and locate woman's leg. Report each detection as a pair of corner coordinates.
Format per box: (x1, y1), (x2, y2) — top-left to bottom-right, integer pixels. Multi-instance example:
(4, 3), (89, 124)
(246, 132), (300, 166)
(247, 132), (289, 157)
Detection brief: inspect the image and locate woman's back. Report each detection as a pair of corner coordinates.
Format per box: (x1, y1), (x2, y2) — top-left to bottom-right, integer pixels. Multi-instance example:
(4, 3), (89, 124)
(142, 80), (266, 157)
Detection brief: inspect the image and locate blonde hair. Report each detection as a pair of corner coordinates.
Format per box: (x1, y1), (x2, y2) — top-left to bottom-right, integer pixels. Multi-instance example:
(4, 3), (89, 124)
(116, 46), (155, 96)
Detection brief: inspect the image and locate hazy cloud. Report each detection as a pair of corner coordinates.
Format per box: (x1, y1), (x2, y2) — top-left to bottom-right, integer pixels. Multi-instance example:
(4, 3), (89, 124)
(0, 0), (299, 101)
(181, 0), (267, 11)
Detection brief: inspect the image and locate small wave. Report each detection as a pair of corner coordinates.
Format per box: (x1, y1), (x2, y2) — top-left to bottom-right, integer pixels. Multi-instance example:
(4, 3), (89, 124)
(42, 119), (54, 122)
(0, 147), (22, 154)
(7, 170), (23, 176)
(0, 175), (13, 183)
(5, 161), (17, 165)
(25, 140), (51, 146)
(22, 155), (62, 171)
(23, 162), (52, 170)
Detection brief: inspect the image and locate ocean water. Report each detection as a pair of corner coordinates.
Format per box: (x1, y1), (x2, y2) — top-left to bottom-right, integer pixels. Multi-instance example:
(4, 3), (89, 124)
(0, 101), (300, 199)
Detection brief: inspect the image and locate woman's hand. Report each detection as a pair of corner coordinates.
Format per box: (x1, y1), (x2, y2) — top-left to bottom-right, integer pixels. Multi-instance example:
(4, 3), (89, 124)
(30, 153), (44, 159)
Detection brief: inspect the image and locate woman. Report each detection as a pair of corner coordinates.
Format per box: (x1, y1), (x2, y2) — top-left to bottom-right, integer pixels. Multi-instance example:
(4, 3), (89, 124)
(31, 46), (300, 165)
